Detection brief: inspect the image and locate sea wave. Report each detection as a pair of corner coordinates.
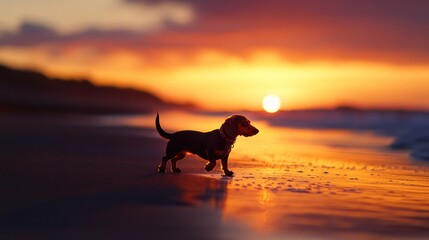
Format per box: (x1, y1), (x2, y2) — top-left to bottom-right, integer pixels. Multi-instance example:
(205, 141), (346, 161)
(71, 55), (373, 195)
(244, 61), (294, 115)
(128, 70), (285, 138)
(259, 110), (429, 161)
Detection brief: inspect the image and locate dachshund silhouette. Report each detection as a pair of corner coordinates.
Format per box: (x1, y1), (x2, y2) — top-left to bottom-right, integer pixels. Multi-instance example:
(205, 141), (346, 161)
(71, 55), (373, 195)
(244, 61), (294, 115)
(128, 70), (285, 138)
(156, 113), (259, 176)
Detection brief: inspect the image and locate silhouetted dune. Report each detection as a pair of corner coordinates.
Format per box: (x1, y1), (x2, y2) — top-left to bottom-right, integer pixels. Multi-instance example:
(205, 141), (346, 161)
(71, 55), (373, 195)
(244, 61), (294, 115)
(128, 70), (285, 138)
(0, 65), (182, 114)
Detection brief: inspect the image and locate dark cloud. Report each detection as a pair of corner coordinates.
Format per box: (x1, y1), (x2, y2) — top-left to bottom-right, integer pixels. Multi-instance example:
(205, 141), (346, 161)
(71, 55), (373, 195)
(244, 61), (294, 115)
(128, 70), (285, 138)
(2, 0), (429, 64)
(0, 21), (141, 47)
(0, 22), (57, 46)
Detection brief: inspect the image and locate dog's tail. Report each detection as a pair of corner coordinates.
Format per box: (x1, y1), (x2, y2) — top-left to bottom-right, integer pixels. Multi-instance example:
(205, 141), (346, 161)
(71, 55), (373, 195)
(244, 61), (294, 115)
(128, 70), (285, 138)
(155, 112), (172, 139)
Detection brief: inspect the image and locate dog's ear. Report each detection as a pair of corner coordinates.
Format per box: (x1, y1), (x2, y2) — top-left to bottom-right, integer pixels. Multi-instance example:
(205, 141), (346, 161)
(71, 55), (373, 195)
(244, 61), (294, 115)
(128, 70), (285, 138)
(233, 115), (247, 125)
(222, 115), (238, 137)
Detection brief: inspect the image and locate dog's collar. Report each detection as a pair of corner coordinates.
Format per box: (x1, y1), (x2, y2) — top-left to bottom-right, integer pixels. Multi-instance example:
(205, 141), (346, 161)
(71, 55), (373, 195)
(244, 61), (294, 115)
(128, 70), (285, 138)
(219, 127), (236, 144)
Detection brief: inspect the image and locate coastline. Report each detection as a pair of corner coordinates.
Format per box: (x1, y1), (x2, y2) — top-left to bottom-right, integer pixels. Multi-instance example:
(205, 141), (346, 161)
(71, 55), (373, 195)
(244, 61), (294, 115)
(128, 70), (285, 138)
(1, 114), (429, 240)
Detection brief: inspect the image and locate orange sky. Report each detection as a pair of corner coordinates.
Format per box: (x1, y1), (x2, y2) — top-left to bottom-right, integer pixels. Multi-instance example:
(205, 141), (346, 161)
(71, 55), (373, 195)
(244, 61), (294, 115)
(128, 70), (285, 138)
(1, 0), (429, 111)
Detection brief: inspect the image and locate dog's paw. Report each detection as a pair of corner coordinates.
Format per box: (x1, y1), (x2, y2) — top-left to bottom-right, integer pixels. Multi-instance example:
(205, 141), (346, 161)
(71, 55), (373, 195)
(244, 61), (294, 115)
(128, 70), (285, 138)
(224, 170), (234, 177)
(158, 167), (166, 173)
(205, 162), (216, 172)
(172, 167), (182, 173)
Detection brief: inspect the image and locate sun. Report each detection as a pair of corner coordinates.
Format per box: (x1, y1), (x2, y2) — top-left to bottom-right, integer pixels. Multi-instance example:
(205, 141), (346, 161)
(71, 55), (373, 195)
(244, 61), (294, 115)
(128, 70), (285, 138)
(262, 95), (281, 113)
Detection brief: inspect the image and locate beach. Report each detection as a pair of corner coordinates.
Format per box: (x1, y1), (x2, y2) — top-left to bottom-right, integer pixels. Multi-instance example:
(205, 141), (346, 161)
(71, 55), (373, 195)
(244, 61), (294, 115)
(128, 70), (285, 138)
(2, 1), (429, 239)
(1, 112), (429, 240)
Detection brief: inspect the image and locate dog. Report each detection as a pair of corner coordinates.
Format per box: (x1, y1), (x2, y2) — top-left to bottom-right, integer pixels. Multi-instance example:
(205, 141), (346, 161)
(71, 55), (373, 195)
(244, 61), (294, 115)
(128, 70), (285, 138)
(155, 113), (259, 176)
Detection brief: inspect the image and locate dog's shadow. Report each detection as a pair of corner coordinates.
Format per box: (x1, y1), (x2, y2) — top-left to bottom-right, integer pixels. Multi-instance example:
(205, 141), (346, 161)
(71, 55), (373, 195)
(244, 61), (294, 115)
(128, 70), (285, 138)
(195, 176), (230, 210)
(0, 174), (229, 231)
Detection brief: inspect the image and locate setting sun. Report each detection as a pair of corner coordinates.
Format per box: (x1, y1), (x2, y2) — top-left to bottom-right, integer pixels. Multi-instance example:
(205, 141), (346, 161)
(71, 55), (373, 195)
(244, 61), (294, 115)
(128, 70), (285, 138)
(262, 95), (281, 113)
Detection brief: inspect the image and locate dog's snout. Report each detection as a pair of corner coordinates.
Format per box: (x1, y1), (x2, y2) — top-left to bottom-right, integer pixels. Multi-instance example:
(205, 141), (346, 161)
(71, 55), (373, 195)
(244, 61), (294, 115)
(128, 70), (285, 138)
(252, 127), (259, 135)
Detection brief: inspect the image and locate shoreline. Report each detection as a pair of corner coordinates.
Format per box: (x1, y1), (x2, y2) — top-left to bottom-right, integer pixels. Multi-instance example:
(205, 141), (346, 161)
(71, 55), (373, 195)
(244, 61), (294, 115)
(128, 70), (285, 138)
(1, 114), (429, 240)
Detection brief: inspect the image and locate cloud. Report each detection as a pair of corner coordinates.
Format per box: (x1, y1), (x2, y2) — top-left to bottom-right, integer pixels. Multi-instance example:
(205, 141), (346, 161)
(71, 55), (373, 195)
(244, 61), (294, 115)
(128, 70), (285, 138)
(1, 0), (429, 64)
(126, 0), (429, 64)
(0, 21), (141, 47)
(0, 0), (194, 34)
(0, 22), (58, 46)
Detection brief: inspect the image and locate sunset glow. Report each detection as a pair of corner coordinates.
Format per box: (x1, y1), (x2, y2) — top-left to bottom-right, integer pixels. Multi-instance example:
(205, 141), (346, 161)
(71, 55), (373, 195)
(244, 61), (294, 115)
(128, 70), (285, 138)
(1, 1), (429, 111)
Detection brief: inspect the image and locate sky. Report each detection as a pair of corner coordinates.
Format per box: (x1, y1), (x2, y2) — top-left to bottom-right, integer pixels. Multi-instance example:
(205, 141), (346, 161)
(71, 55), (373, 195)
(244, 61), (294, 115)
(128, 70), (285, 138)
(1, 0), (429, 111)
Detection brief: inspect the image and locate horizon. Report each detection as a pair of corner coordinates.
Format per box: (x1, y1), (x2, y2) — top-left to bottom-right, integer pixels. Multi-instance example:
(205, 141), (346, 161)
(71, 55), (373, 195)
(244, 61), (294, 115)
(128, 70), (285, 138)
(3, 62), (429, 113)
(1, 1), (429, 112)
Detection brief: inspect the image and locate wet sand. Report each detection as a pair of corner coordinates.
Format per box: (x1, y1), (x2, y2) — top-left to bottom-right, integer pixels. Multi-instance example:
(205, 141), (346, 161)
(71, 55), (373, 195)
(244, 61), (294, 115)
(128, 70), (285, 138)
(1, 114), (429, 240)
(217, 126), (429, 239)
(0, 115), (241, 240)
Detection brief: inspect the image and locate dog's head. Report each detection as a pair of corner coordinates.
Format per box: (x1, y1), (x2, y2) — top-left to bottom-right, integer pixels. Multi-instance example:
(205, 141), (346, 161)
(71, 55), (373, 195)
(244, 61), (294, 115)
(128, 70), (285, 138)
(222, 115), (259, 138)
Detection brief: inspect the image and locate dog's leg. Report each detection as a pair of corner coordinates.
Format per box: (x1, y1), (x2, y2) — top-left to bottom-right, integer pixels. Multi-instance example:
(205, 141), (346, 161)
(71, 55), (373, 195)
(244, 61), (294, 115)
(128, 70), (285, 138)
(159, 142), (179, 173)
(221, 154), (234, 176)
(158, 156), (169, 173)
(205, 160), (216, 172)
(171, 152), (186, 173)
(204, 145), (218, 172)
